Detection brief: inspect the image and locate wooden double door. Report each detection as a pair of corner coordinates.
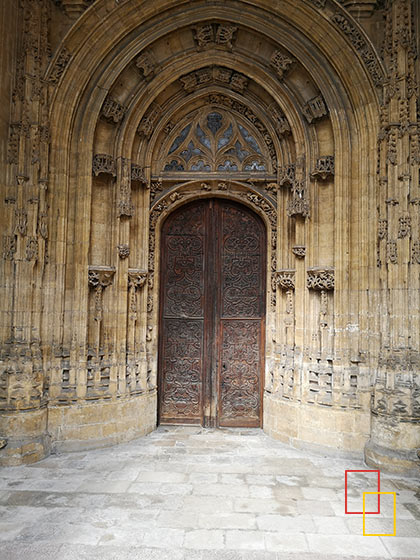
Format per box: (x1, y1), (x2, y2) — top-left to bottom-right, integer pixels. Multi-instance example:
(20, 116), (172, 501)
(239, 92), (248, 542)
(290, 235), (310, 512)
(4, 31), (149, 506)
(158, 198), (266, 427)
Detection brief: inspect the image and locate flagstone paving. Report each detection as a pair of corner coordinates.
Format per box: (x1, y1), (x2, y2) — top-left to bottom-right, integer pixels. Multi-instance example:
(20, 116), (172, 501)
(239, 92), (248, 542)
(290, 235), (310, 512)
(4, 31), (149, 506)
(0, 425), (419, 559)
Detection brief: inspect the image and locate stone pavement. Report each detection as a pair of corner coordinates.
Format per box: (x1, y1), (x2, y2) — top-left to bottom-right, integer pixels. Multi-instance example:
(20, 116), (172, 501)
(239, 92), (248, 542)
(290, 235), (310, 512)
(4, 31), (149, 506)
(0, 425), (419, 560)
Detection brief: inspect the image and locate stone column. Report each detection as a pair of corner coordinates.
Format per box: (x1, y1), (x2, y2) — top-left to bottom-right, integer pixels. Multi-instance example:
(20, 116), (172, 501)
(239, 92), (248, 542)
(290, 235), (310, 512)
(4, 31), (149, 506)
(365, 0), (420, 476)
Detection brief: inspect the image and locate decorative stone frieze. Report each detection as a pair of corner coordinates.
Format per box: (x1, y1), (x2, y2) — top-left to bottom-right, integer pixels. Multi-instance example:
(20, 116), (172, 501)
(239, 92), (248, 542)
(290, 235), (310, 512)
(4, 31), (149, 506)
(331, 13), (383, 87)
(311, 156), (335, 180)
(302, 95), (328, 124)
(180, 66), (248, 93)
(101, 97), (127, 123)
(88, 266), (115, 322)
(92, 154), (116, 177)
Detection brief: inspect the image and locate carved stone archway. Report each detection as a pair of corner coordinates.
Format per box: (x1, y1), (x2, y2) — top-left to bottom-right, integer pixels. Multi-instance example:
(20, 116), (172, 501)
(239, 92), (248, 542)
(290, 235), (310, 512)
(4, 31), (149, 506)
(4, 0), (419, 477)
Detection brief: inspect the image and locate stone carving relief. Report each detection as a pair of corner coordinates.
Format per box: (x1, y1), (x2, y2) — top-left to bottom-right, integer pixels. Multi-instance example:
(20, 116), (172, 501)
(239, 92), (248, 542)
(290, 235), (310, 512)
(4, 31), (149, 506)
(135, 51), (157, 80)
(279, 164), (296, 187)
(25, 237), (38, 261)
(287, 181), (310, 218)
(398, 215), (411, 239)
(48, 47), (72, 85)
(302, 95), (328, 124)
(411, 240), (420, 264)
(386, 240), (397, 264)
(2, 235), (16, 261)
(307, 268), (334, 291)
(292, 245), (306, 258)
(180, 66), (248, 93)
(311, 156), (335, 180)
(117, 244), (130, 259)
(128, 270), (148, 321)
(14, 209), (27, 236)
(193, 23), (237, 51)
(331, 13), (383, 87)
(118, 158), (134, 217)
(270, 105), (291, 136)
(137, 104), (161, 138)
(131, 164), (147, 184)
(270, 51), (294, 80)
(307, 267), (334, 323)
(274, 270), (295, 291)
(92, 154), (117, 177)
(88, 267), (115, 322)
(101, 97), (127, 123)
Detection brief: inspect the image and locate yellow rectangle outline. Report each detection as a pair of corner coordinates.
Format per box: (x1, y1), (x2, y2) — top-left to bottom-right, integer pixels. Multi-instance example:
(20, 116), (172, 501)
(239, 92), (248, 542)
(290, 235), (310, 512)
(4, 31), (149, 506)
(363, 492), (396, 536)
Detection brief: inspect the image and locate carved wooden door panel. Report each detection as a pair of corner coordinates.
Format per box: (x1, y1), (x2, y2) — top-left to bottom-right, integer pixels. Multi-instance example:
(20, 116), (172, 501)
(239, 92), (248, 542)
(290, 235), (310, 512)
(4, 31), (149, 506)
(159, 199), (265, 427)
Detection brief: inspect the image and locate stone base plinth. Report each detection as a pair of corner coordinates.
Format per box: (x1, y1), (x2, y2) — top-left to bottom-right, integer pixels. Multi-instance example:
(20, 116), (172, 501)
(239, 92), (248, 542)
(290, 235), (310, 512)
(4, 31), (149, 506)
(263, 393), (370, 458)
(364, 413), (420, 477)
(48, 391), (157, 453)
(0, 407), (50, 466)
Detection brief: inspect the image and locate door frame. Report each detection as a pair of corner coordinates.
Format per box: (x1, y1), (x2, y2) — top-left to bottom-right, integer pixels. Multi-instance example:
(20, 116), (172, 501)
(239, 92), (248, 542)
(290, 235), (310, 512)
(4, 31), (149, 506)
(152, 186), (276, 428)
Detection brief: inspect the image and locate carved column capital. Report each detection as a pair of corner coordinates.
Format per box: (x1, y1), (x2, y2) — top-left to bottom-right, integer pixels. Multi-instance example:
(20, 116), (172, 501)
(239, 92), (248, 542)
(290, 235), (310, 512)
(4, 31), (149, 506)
(88, 266), (115, 322)
(274, 269), (295, 291)
(307, 267), (335, 291)
(88, 266), (115, 288)
(128, 269), (148, 290)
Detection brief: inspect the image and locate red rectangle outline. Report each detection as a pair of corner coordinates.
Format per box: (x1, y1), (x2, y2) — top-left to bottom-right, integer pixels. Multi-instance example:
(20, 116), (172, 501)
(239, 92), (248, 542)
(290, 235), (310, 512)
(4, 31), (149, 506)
(345, 470), (380, 514)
